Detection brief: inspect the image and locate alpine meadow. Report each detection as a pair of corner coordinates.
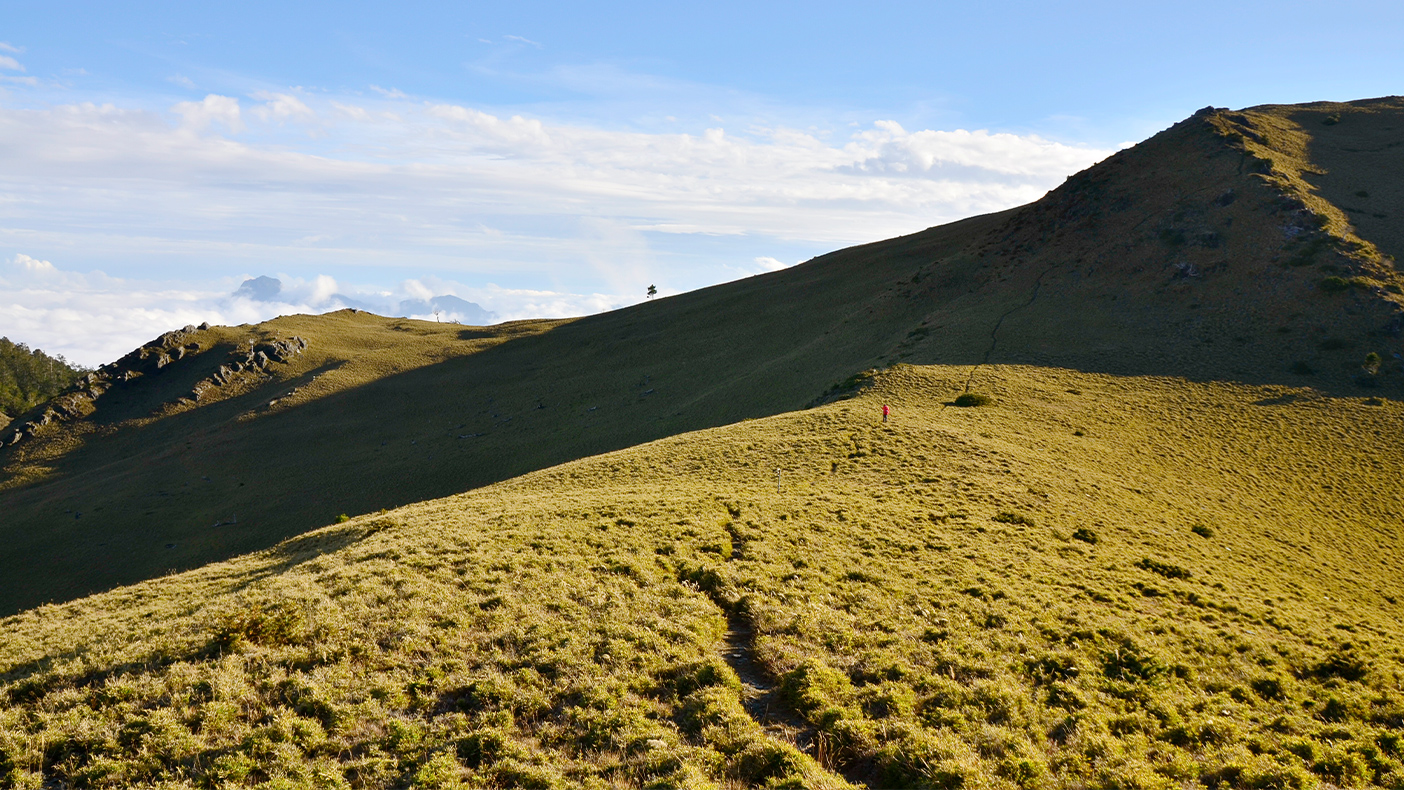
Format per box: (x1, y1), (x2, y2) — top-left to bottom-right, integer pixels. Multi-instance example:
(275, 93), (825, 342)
(1, 99), (1402, 790)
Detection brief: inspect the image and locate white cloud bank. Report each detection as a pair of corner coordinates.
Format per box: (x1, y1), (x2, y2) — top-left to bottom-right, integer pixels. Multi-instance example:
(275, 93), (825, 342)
(0, 254), (627, 366)
(0, 85), (1114, 365)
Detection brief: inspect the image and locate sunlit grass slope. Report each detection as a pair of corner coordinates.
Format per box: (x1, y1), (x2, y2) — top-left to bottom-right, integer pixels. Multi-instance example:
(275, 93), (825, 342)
(2, 97), (1402, 616)
(3, 365), (1400, 789)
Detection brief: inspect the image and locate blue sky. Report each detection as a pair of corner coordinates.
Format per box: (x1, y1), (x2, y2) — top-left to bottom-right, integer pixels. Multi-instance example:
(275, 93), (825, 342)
(3, 1), (1403, 363)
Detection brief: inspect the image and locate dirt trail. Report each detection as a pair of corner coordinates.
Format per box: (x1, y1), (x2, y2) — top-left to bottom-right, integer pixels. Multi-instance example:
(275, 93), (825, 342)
(710, 512), (872, 787)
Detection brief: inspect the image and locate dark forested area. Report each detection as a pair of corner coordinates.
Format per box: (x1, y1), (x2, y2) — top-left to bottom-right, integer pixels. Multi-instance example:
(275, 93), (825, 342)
(0, 338), (84, 420)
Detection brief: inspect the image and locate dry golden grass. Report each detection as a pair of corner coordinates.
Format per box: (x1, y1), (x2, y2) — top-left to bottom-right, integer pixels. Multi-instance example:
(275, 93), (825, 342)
(3, 364), (1400, 789)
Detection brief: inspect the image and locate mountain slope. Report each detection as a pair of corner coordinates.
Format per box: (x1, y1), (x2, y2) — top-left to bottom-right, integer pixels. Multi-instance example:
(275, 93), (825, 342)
(1, 98), (1402, 615)
(2, 365), (1400, 788)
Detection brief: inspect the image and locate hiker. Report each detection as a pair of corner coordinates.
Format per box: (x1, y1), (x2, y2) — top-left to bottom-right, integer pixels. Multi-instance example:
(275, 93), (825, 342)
(882, 404), (890, 423)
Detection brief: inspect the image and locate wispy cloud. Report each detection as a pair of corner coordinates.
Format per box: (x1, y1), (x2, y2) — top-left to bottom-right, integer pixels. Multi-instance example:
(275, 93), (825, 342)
(503, 35), (543, 48)
(251, 91), (314, 122)
(369, 84), (407, 99)
(167, 74), (197, 89)
(0, 55), (24, 72)
(0, 83), (1111, 363)
(0, 43), (23, 54)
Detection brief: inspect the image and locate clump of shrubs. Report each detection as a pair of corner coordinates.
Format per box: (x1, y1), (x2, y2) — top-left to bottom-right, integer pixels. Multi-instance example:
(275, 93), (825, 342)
(213, 601), (307, 651)
(1135, 557), (1191, 580)
(993, 511), (1035, 526)
(1072, 528), (1099, 544)
(1191, 523), (1215, 538)
(954, 393), (993, 407)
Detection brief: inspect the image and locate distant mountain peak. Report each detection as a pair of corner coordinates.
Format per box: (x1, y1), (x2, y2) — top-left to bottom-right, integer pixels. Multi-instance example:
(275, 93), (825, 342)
(234, 275), (282, 302)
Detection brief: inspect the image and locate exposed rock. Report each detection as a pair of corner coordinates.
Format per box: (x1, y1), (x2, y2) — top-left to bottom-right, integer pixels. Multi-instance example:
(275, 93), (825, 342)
(2, 326), (307, 451)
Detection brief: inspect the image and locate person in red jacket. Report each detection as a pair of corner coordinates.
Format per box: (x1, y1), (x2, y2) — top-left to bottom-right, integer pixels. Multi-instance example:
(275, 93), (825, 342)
(882, 404), (890, 423)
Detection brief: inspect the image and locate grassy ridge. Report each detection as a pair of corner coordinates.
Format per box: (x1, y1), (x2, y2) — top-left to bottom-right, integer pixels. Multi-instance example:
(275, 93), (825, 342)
(3, 365), (1400, 788)
(4, 99), (1404, 614)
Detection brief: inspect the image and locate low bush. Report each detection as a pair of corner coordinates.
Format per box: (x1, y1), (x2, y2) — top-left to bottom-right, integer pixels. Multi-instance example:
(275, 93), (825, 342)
(1135, 558), (1191, 580)
(954, 392), (993, 407)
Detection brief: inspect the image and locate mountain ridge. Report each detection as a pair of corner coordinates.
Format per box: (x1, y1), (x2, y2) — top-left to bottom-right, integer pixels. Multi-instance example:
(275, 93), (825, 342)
(1, 98), (1401, 615)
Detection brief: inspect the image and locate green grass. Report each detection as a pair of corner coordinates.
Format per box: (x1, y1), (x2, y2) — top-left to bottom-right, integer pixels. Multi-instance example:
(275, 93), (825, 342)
(2, 364), (1401, 789)
(5, 98), (1404, 617)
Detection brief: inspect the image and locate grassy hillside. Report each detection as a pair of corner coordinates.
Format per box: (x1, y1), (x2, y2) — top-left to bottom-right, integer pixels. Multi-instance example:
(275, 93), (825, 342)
(2, 365), (1400, 789)
(0, 337), (85, 425)
(0, 96), (1400, 618)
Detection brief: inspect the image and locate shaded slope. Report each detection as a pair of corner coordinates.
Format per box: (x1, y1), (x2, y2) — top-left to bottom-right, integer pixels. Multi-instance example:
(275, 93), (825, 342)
(2, 365), (1400, 788)
(4, 98), (1404, 614)
(0, 213), (998, 614)
(889, 100), (1404, 387)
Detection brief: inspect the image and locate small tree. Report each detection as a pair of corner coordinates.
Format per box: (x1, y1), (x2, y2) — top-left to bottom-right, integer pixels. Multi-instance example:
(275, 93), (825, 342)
(647, 284), (657, 299)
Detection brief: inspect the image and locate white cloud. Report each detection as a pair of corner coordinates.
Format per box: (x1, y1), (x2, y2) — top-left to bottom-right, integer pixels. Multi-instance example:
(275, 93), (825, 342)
(0, 255), (633, 366)
(0, 55), (24, 72)
(753, 256), (792, 272)
(0, 43), (22, 54)
(172, 94), (244, 133)
(0, 86), (1114, 362)
(369, 85), (407, 99)
(167, 74), (197, 89)
(503, 35), (543, 47)
(251, 91), (314, 122)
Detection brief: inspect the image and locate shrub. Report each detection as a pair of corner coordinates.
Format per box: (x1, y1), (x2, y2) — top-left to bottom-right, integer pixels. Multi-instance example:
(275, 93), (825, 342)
(1191, 524), (1215, 538)
(1251, 677), (1285, 700)
(1135, 558), (1191, 580)
(1315, 647), (1368, 682)
(1102, 643), (1167, 683)
(1321, 276), (1351, 293)
(1072, 528), (1099, 544)
(954, 393), (993, 407)
(336, 513), (350, 523)
(213, 602), (306, 651)
(993, 511), (1035, 526)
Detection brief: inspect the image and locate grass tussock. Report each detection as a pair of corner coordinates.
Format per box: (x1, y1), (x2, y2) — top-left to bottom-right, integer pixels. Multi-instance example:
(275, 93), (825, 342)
(0, 364), (1401, 788)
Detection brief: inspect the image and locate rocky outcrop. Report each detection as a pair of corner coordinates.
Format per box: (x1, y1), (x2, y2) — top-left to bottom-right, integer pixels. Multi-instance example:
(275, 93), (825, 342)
(2, 326), (307, 448)
(196, 336), (308, 400)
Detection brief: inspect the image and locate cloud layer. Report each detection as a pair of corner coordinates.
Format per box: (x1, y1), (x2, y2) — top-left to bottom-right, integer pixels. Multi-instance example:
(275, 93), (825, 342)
(0, 254), (627, 366)
(0, 84), (1113, 364)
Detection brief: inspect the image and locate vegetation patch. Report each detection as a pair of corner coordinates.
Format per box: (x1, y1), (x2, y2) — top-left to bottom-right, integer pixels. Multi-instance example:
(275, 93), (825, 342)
(954, 392), (993, 407)
(1135, 557), (1192, 580)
